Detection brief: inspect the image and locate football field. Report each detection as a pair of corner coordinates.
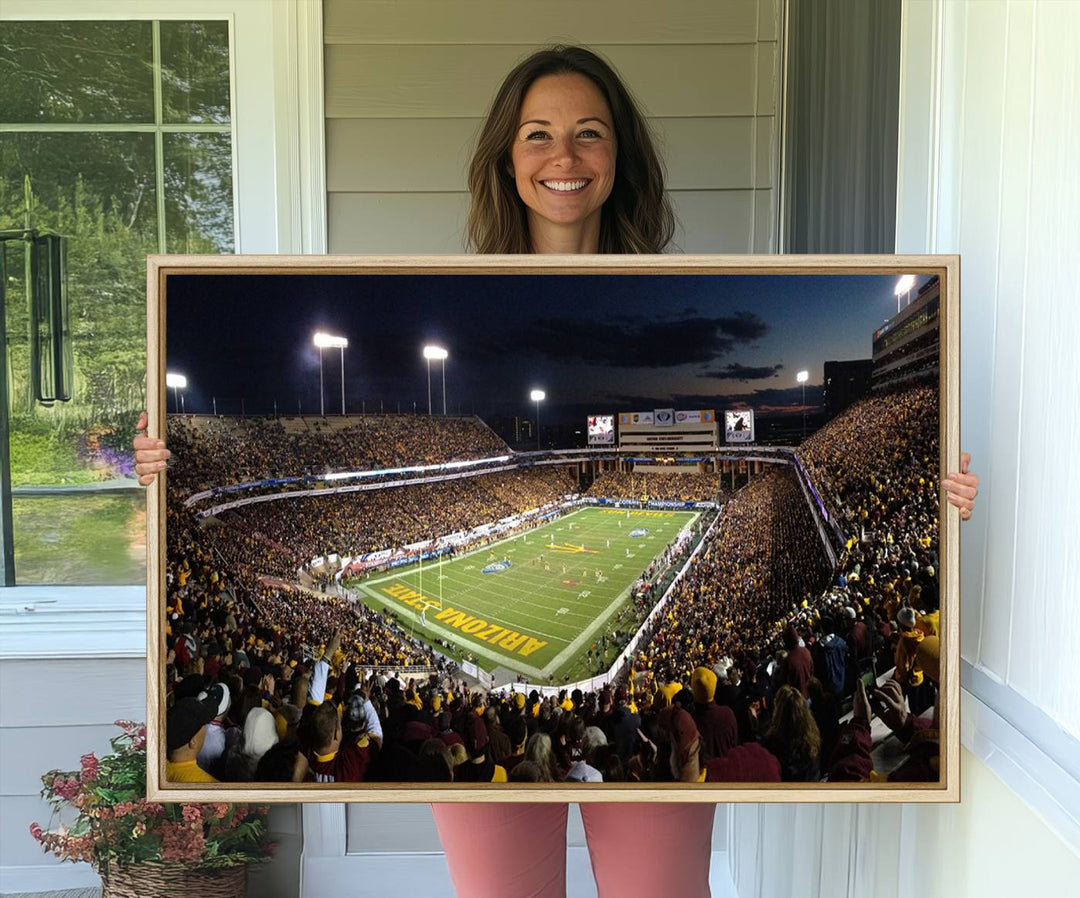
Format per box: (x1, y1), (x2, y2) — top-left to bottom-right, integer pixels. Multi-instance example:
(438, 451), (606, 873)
(350, 506), (700, 681)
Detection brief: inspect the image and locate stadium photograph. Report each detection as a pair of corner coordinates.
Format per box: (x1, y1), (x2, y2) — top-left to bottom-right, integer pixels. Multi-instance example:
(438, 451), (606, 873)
(151, 259), (956, 797)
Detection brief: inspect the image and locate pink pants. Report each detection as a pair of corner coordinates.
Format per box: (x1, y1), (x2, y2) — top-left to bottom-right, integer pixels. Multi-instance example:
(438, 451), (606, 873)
(431, 802), (716, 898)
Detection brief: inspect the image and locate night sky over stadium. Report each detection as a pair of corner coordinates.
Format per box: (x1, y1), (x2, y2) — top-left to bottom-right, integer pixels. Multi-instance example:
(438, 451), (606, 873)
(166, 272), (933, 430)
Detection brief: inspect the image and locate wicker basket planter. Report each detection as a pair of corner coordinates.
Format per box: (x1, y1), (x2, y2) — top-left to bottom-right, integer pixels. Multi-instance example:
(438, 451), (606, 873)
(101, 862), (247, 898)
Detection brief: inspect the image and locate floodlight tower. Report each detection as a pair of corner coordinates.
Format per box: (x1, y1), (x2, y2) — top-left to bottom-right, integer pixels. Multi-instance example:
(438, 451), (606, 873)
(423, 345), (449, 415)
(530, 389), (546, 450)
(894, 274), (915, 313)
(314, 332), (348, 415)
(796, 370), (809, 441)
(166, 372), (187, 414)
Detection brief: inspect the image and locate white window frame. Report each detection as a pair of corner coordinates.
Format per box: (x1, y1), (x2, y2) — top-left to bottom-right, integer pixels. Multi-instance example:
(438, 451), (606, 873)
(0, 0), (326, 660)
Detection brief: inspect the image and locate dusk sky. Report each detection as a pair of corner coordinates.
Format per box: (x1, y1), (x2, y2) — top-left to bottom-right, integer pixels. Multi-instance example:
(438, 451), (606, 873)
(166, 272), (933, 425)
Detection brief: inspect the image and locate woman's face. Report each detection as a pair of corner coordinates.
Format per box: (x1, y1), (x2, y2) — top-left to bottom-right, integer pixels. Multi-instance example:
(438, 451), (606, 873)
(509, 73), (616, 246)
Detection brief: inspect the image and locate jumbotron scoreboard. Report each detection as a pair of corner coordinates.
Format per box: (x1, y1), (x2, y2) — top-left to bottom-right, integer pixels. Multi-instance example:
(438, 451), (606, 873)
(587, 414), (615, 446)
(616, 409), (718, 453)
(724, 409), (755, 443)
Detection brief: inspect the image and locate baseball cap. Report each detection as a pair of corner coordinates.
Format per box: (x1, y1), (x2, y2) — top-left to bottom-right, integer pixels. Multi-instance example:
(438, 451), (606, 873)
(167, 692), (220, 753)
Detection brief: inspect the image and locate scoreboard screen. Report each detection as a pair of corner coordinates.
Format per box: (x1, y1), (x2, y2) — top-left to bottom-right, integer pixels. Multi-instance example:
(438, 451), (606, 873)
(588, 414), (615, 445)
(724, 410), (755, 443)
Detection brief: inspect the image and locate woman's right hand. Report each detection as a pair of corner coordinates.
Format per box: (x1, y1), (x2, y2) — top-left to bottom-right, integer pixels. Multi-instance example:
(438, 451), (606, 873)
(133, 411), (170, 486)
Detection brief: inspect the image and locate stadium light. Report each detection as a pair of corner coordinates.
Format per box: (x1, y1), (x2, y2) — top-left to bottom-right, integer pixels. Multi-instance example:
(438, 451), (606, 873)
(166, 372), (187, 414)
(894, 274), (916, 313)
(530, 389), (545, 450)
(423, 345), (449, 416)
(796, 370), (809, 442)
(314, 332), (348, 416)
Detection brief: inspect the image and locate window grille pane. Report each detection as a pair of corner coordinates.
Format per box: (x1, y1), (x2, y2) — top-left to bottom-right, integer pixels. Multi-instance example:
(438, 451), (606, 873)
(0, 21), (154, 124)
(160, 20), (232, 124)
(164, 132), (235, 253)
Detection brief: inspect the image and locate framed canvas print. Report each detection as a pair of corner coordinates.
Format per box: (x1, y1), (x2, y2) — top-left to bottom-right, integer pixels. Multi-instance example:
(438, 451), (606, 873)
(145, 254), (960, 803)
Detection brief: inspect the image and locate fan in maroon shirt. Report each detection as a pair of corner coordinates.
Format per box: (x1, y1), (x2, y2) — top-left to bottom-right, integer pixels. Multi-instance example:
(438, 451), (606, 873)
(306, 701), (373, 783)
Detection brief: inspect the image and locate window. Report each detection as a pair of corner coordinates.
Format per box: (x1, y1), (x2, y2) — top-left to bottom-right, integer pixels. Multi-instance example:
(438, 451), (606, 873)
(0, 19), (234, 584)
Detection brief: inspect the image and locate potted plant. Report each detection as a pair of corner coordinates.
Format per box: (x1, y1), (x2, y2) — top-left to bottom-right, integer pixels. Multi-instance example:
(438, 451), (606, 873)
(30, 720), (274, 897)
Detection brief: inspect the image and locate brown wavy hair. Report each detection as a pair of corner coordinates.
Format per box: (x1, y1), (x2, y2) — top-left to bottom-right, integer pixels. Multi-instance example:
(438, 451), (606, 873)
(466, 45), (675, 254)
(765, 685), (822, 763)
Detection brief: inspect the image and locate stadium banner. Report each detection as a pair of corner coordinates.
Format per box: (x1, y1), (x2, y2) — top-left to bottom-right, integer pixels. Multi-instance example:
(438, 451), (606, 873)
(587, 413), (615, 445)
(674, 409), (716, 424)
(580, 496), (716, 510)
(150, 255), (959, 805)
(184, 476), (304, 507)
(386, 546), (453, 568)
(724, 409), (755, 443)
(333, 501), (573, 577)
(194, 463), (524, 518)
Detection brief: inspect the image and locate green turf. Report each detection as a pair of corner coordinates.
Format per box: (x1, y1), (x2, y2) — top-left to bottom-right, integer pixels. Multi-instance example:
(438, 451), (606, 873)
(349, 506), (699, 682)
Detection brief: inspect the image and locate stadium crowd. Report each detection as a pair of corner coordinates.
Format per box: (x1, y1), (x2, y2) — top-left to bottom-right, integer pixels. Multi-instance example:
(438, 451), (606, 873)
(219, 467), (576, 561)
(166, 414), (508, 493)
(587, 470), (722, 503)
(166, 383), (946, 787)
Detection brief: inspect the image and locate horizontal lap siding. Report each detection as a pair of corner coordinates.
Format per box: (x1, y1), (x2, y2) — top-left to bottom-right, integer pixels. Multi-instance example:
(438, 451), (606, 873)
(325, 44), (760, 119)
(0, 659), (146, 729)
(0, 659), (146, 868)
(0, 657), (302, 894)
(324, 1), (781, 254)
(324, 0), (761, 45)
(327, 117), (769, 192)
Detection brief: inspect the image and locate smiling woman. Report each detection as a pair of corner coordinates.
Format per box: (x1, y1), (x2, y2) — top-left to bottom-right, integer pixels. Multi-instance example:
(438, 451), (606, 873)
(466, 45), (673, 255)
(509, 73), (617, 253)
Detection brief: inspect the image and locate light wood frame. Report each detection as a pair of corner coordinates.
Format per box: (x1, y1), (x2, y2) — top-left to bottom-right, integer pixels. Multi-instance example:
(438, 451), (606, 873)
(146, 253), (960, 803)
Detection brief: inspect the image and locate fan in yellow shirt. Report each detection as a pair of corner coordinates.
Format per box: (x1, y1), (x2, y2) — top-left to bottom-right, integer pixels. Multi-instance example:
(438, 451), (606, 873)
(165, 686), (223, 783)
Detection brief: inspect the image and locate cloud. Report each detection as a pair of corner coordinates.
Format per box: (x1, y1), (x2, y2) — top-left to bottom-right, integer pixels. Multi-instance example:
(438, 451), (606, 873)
(698, 363), (783, 381)
(600, 384), (824, 412)
(485, 312), (770, 368)
(715, 312), (769, 341)
(719, 384), (825, 411)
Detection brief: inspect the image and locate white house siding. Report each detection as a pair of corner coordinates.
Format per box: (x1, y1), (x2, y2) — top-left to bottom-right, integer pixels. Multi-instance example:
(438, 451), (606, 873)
(0, 647), (300, 896)
(324, 0), (782, 254)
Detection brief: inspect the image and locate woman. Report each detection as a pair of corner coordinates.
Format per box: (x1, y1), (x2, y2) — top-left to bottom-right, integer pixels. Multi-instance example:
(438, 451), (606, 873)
(135, 44), (980, 898)
(762, 685), (823, 782)
(466, 46), (672, 255)
(523, 731), (563, 783)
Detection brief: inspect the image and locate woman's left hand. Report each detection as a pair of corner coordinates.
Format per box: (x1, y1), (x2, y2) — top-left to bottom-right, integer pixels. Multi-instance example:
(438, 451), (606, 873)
(942, 452), (979, 521)
(133, 411), (170, 486)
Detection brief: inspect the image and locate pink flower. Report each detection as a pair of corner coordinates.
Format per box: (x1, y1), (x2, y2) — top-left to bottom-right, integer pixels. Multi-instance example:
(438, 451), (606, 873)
(29, 822), (43, 842)
(160, 821), (206, 863)
(181, 805), (202, 824)
(79, 753), (100, 782)
(112, 801), (136, 818)
(52, 777), (80, 801)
